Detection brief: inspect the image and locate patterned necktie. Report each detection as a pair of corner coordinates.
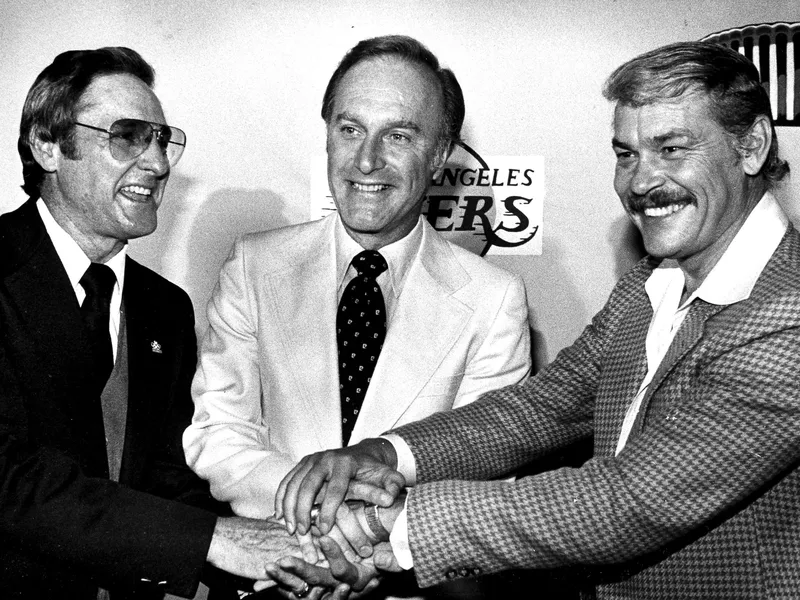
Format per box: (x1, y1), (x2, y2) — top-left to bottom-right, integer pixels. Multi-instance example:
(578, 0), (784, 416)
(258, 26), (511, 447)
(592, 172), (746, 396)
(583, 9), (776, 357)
(337, 250), (388, 445)
(80, 262), (116, 393)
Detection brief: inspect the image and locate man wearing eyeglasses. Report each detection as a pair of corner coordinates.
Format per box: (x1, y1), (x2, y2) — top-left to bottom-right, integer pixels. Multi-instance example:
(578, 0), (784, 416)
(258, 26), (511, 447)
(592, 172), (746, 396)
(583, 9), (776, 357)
(0, 47), (319, 600)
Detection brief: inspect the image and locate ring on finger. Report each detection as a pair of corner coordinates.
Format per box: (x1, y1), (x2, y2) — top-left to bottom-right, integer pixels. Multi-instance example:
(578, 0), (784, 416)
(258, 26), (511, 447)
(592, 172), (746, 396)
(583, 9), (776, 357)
(294, 582), (311, 598)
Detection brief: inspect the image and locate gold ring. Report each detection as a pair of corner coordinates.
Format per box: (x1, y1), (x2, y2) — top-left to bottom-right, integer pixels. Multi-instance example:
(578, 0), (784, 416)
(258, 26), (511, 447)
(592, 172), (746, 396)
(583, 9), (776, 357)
(294, 582), (311, 598)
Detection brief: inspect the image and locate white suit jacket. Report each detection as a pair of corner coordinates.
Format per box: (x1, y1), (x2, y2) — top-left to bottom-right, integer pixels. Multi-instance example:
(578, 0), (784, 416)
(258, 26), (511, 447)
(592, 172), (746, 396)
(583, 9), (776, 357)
(184, 214), (531, 518)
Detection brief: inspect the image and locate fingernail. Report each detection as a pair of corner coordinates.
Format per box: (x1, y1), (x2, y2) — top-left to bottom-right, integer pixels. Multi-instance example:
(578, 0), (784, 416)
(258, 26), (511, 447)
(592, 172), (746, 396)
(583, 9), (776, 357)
(360, 545), (372, 556)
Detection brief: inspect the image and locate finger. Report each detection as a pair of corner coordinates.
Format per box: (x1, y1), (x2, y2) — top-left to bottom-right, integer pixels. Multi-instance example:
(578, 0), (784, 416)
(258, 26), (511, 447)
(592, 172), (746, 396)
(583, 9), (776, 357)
(275, 461), (300, 519)
(297, 530), (319, 564)
(253, 577), (278, 592)
(265, 562), (310, 594)
(348, 471), (405, 506)
(319, 536), (360, 586)
(325, 524), (362, 562)
(315, 467), (352, 534)
(333, 504), (373, 557)
(308, 587), (328, 600)
(290, 464), (333, 533)
(372, 543), (402, 573)
(300, 466), (345, 535)
(275, 556), (338, 587)
(281, 458), (317, 533)
(329, 583), (352, 600)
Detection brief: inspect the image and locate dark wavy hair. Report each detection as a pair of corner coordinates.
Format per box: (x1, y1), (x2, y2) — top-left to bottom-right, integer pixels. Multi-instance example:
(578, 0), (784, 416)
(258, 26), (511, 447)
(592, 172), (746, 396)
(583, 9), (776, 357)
(321, 35), (465, 154)
(604, 40), (789, 188)
(18, 47), (155, 200)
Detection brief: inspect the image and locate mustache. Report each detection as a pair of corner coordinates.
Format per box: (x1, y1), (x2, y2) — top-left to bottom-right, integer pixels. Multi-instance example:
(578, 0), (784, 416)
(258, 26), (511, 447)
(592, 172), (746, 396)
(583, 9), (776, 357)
(626, 188), (697, 213)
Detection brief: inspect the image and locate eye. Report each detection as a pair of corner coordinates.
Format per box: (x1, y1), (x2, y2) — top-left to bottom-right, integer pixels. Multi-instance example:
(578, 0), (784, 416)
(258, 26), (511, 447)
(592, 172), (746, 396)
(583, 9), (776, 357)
(614, 149), (635, 162)
(111, 128), (139, 144)
(388, 132), (410, 144)
(661, 146), (687, 157)
(339, 125), (360, 137)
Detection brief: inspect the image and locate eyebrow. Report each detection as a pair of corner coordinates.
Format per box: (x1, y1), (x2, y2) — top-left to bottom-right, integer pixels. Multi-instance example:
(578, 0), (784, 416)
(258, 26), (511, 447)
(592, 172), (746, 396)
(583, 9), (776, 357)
(611, 129), (697, 148)
(335, 111), (422, 133)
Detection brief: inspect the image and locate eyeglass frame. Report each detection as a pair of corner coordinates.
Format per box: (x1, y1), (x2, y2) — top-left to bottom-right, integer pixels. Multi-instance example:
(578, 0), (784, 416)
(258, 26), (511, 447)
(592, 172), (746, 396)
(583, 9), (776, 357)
(73, 118), (187, 167)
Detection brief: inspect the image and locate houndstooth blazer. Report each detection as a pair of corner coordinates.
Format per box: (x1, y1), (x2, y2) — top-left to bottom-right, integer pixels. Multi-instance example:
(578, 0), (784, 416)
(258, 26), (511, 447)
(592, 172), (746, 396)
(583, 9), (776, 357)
(393, 226), (800, 599)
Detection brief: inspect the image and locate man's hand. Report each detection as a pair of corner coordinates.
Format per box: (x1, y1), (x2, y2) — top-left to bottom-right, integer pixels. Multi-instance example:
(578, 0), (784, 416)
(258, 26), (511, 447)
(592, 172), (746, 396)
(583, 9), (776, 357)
(206, 516), (305, 584)
(268, 536), (388, 600)
(276, 438), (404, 535)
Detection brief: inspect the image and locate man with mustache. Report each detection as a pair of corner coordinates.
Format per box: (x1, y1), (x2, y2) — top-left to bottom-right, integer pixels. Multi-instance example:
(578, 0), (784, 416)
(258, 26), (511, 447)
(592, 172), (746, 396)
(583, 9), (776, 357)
(0, 47), (318, 600)
(184, 35), (531, 599)
(277, 41), (800, 598)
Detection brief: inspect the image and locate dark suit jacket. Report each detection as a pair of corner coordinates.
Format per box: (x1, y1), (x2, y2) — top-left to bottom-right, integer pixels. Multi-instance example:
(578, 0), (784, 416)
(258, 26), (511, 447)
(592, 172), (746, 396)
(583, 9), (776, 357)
(0, 199), (219, 599)
(394, 227), (800, 598)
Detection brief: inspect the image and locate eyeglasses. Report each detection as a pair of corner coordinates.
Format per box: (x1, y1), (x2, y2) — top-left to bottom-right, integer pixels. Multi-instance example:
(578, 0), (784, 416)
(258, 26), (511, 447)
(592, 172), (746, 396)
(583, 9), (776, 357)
(74, 118), (187, 166)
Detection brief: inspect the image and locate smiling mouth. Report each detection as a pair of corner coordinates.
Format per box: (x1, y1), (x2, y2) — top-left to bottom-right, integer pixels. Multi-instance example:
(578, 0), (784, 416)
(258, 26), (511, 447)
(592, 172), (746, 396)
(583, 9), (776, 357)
(119, 185), (153, 201)
(642, 204), (686, 218)
(350, 181), (390, 192)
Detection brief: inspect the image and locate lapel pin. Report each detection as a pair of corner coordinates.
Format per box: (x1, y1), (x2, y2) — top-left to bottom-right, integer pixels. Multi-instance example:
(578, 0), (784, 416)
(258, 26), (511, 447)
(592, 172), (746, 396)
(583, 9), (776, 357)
(150, 340), (163, 354)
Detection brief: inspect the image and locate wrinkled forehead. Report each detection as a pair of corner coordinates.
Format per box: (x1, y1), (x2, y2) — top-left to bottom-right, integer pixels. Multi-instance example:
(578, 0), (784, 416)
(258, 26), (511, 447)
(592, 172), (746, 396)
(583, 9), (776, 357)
(334, 56), (444, 119)
(76, 72), (166, 125)
(612, 91), (718, 136)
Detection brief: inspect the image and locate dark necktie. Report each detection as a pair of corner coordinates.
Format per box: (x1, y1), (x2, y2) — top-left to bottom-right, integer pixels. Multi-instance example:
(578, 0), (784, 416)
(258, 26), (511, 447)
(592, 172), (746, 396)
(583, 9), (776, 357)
(337, 250), (388, 445)
(80, 262), (116, 392)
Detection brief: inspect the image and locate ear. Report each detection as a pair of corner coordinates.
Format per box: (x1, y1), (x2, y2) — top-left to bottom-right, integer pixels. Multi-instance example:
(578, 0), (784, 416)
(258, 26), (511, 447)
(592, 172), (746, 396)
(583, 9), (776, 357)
(29, 132), (62, 173)
(740, 115), (772, 177)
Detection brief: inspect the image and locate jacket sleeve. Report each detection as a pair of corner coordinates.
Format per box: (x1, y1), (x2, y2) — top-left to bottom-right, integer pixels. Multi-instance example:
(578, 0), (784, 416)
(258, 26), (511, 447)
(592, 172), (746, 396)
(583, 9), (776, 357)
(0, 313), (218, 598)
(396, 287), (800, 587)
(184, 238), (300, 519)
(448, 272), (532, 410)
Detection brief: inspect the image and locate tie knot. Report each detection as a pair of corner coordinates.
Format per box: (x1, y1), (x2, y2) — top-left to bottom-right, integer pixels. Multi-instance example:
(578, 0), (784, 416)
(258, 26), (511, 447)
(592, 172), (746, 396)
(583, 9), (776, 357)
(352, 250), (387, 278)
(80, 263), (116, 302)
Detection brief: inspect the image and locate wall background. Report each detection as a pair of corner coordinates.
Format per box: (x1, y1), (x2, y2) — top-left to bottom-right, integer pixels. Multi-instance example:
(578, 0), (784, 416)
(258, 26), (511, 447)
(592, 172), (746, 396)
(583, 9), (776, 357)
(2, 1), (799, 369)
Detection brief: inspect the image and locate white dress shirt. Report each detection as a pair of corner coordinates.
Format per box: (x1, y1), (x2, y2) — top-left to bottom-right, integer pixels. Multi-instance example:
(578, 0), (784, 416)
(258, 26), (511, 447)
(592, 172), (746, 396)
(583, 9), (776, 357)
(385, 191), (789, 569)
(334, 214), (423, 324)
(37, 199), (126, 360)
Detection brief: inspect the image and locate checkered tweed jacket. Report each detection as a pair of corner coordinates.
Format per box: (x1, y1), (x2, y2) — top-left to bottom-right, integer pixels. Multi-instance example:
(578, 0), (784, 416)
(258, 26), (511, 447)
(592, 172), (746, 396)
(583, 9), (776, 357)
(393, 227), (800, 598)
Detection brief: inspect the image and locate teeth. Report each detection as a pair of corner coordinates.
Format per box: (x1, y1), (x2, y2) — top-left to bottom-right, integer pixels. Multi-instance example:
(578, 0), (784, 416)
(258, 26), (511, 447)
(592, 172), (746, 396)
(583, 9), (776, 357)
(351, 182), (388, 192)
(121, 185), (152, 196)
(643, 204), (683, 217)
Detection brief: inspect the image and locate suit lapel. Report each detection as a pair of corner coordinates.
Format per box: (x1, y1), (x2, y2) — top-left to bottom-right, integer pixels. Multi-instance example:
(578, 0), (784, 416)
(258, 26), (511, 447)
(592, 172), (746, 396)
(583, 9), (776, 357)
(265, 220), (341, 449)
(121, 259), (163, 480)
(352, 224), (472, 439)
(0, 201), (108, 474)
(631, 298), (725, 438)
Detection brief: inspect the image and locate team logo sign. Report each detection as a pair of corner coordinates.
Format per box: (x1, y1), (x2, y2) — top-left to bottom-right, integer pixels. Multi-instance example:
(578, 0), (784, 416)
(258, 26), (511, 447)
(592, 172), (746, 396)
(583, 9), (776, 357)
(310, 142), (544, 256)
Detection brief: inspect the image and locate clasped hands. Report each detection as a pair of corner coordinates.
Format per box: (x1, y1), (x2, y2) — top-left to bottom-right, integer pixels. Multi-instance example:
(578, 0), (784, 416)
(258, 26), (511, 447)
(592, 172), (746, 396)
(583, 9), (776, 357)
(208, 439), (404, 600)
(271, 438), (406, 599)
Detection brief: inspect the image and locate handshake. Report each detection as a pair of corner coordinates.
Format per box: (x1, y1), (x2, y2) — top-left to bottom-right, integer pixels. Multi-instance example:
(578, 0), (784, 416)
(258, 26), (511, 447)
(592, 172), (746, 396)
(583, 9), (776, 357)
(206, 438), (404, 599)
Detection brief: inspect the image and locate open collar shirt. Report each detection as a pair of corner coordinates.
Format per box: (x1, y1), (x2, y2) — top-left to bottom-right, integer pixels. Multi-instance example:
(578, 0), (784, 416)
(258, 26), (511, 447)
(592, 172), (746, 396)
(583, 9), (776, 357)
(387, 191), (789, 569)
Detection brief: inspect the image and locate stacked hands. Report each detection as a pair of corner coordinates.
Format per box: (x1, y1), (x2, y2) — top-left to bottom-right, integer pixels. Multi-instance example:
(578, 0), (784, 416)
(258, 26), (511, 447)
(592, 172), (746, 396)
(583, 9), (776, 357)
(207, 439), (404, 599)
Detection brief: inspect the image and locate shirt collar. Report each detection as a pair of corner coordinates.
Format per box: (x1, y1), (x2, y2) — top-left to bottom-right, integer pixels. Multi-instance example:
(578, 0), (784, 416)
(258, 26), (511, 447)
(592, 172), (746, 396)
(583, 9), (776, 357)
(334, 214), (422, 299)
(37, 199), (126, 298)
(646, 191), (788, 309)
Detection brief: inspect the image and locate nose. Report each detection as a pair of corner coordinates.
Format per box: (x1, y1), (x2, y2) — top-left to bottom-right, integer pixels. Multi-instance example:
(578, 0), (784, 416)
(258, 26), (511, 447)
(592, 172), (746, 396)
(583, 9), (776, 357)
(627, 154), (664, 197)
(355, 135), (386, 174)
(137, 135), (170, 177)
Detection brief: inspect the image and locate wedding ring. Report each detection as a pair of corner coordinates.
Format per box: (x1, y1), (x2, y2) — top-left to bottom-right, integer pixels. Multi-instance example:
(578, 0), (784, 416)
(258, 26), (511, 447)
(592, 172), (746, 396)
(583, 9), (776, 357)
(294, 582), (311, 598)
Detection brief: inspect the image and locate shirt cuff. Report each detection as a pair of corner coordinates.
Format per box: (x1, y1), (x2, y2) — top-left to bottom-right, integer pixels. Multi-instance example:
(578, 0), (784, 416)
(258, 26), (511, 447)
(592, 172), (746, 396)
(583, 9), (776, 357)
(388, 492), (413, 570)
(380, 434), (416, 486)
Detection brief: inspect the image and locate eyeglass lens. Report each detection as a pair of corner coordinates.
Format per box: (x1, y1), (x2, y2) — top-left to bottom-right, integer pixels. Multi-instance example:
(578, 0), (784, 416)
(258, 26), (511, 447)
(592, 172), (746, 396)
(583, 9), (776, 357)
(107, 119), (186, 166)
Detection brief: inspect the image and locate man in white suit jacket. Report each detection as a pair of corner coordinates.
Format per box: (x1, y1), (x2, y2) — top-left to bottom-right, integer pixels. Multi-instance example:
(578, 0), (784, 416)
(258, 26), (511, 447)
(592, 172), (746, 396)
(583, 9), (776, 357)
(183, 35), (530, 525)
